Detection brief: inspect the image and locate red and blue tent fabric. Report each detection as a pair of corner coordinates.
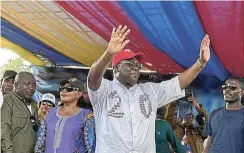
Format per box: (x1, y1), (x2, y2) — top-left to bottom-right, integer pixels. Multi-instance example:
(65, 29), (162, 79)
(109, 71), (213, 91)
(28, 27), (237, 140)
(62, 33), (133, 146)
(1, 1), (244, 81)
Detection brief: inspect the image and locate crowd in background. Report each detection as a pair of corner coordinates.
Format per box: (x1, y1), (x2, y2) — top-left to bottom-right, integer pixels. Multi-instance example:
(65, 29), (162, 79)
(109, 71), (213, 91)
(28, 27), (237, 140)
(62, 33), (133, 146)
(1, 69), (243, 153)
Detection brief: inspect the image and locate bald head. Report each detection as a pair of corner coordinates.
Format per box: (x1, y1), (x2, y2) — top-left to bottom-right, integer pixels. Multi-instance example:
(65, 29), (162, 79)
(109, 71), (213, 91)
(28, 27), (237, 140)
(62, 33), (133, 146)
(14, 72), (36, 100)
(15, 72), (34, 82)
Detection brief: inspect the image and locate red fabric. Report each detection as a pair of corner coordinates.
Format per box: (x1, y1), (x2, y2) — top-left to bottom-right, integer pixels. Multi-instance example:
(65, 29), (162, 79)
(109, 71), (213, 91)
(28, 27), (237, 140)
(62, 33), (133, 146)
(112, 49), (145, 67)
(195, 1), (244, 77)
(57, 1), (185, 74)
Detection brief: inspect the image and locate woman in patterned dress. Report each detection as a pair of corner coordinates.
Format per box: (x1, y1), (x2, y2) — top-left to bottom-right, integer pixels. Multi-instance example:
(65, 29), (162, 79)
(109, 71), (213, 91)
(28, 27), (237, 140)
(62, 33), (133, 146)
(35, 78), (95, 153)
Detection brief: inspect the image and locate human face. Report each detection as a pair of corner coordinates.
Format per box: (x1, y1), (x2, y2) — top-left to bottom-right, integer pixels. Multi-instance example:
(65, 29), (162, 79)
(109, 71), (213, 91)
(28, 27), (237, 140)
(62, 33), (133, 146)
(1, 77), (15, 95)
(222, 79), (243, 103)
(115, 58), (142, 86)
(39, 101), (54, 114)
(60, 83), (82, 104)
(15, 75), (36, 100)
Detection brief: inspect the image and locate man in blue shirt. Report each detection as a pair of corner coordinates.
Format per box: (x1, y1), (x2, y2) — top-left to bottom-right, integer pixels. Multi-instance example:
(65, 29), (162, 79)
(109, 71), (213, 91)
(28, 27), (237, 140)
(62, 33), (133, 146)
(203, 76), (244, 153)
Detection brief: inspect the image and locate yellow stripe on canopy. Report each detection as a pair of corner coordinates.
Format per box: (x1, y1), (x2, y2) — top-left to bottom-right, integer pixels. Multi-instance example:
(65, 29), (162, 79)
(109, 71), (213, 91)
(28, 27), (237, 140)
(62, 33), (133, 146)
(1, 1), (107, 66)
(1, 37), (46, 66)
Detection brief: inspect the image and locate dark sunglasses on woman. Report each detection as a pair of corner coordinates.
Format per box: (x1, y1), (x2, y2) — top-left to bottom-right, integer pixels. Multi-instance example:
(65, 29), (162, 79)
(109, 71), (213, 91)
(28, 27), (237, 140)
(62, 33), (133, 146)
(59, 86), (80, 92)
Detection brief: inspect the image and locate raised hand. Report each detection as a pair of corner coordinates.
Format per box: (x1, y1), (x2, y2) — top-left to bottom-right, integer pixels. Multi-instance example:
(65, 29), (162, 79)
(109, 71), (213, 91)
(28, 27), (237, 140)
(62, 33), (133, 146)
(187, 96), (200, 109)
(199, 34), (211, 63)
(106, 25), (130, 55)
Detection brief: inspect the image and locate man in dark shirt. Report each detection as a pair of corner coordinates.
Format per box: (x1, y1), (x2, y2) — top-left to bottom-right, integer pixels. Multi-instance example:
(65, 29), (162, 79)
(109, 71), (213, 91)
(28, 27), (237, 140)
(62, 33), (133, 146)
(203, 76), (244, 153)
(155, 107), (185, 153)
(1, 72), (39, 153)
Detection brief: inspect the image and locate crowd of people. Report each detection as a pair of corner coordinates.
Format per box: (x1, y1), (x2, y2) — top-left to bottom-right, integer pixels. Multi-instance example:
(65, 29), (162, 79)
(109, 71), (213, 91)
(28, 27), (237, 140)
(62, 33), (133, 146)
(1, 25), (244, 153)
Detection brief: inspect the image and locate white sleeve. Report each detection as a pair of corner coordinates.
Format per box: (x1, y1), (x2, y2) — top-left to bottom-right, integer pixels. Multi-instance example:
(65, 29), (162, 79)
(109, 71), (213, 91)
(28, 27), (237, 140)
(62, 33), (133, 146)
(87, 77), (109, 107)
(150, 76), (185, 108)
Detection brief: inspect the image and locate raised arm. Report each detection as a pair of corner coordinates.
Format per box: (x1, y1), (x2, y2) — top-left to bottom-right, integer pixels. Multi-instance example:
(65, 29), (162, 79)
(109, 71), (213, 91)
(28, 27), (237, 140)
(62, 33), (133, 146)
(188, 96), (208, 120)
(179, 35), (211, 89)
(88, 25), (130, 91)
(202, 136), (212, 153)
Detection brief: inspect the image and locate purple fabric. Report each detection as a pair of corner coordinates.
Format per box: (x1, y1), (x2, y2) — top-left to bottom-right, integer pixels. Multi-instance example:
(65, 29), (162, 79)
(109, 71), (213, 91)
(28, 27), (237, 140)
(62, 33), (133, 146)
(45, 107), (91, 153)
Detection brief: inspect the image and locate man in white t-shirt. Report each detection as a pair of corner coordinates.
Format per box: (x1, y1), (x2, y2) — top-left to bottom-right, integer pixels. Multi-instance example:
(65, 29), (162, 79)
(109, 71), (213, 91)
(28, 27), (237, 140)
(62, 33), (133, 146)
(87, 25), (211, 153)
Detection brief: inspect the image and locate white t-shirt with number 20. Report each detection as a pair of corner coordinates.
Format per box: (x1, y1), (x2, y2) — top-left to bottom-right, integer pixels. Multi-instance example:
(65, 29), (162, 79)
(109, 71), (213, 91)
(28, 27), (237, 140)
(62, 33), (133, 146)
(88, 76), (185, 153)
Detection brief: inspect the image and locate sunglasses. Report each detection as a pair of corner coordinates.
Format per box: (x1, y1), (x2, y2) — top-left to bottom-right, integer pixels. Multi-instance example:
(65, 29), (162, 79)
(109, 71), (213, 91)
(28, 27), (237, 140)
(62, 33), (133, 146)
(59, 86), (79, 92)
(41, 101), (54, 107)
(120, 61), (143, 69)
(222, 84), (239, 91)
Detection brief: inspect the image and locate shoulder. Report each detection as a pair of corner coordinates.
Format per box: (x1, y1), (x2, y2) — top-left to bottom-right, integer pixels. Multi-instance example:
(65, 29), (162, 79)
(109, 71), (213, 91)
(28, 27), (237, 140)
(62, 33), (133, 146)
(211, 107), (224, 114)
(156, 120), (170, 127)
(3, 92), (15, 105)
(46, 107), (58, 117)
(210, 107), (224, 118)
(3, 92), (14, 100)
(83, 109), (94, 120)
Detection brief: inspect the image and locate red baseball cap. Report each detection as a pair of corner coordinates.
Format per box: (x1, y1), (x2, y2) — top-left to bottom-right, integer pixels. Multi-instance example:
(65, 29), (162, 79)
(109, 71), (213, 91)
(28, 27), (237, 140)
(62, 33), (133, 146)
(112, 49), (145, 67)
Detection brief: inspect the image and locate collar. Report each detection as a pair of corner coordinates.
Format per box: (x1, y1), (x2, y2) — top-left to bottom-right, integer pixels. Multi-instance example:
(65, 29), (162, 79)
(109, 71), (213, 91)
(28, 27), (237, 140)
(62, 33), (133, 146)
(113, 77), (138, 91)
(13, 91), (31, 105)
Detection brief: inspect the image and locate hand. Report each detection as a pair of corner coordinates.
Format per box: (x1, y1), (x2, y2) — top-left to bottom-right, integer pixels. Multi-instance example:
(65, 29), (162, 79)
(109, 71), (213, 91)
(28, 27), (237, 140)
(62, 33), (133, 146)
(188, 96), (199, 109)
(199, 34), (211, 64)
(106, 25), (130, 55)
(187, 96), (199, 107)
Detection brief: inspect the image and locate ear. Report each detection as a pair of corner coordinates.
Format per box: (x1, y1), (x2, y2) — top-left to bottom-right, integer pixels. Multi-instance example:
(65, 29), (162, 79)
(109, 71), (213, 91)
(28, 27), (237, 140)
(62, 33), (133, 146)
(113, 66), (121, 78)
(14, 81), (18, 90)
(78, 91), (83, 98)
(115, 64), (123, 72)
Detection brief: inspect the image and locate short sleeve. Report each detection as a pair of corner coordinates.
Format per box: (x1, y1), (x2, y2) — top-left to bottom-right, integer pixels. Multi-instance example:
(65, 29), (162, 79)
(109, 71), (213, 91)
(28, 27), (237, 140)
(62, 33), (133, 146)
(206, 115), (213, 136)
(204, 108), (221, 137)
(87, 77), (110, 107)
(150, 76), (185, 108)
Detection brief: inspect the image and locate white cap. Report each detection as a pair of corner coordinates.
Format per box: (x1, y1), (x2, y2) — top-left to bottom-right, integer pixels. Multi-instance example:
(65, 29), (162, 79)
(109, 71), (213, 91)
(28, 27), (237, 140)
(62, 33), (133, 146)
(40, 93), (56, 106)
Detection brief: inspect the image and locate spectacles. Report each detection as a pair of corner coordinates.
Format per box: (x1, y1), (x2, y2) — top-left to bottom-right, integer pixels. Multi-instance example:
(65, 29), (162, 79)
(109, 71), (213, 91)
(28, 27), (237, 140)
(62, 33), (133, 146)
(41, 101), (54, 107)
(59, 86), (79, 92)
(222, 84), (239, 91)
(120, 61), (143, 69)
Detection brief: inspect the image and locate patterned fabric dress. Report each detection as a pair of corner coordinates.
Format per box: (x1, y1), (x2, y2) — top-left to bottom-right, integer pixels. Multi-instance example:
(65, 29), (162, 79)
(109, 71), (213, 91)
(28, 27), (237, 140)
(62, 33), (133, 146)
(35, 107), (95, 153)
